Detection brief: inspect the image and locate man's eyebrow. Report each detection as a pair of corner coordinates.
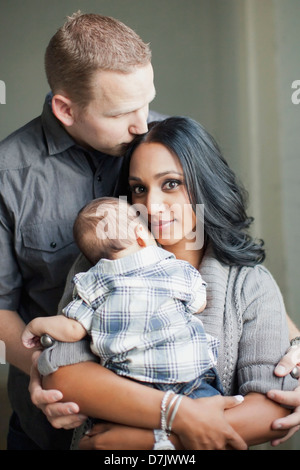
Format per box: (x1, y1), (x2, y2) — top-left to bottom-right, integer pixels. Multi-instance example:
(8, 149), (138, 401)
(107, 89), (157, 117)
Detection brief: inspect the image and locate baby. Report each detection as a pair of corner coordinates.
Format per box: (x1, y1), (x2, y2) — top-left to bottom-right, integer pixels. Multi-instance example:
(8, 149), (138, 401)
(22, 197), (222, 399)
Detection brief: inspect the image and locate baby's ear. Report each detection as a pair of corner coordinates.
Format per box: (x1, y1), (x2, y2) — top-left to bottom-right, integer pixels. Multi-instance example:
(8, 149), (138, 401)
(134, 224), (149, 247)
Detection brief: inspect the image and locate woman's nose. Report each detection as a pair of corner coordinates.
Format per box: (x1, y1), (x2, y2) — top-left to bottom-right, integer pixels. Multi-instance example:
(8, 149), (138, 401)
(148, 202), (168, 215)
(145, 191), (168, 216)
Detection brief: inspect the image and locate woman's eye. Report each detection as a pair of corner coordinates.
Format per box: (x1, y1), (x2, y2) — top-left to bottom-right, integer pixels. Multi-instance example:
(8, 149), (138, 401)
(163, 180), (181, 190)
(130, 185), (145, 195)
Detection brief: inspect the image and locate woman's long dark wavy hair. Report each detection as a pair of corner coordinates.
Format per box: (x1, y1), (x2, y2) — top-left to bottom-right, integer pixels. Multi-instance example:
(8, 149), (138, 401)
(116, 116), (265, 267)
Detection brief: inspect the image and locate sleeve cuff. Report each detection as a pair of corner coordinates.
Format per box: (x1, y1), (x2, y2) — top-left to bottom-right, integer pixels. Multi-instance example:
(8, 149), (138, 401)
(38, 338), (98, 376)
(238, 364), (298, 395)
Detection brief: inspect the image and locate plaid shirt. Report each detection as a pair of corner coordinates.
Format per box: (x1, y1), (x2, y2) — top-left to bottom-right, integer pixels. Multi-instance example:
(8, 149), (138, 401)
(63, 246), (219, 384)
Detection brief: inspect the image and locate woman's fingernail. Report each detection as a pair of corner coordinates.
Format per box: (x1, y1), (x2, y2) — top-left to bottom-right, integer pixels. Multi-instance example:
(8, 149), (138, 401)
(234, 395), (244, 402)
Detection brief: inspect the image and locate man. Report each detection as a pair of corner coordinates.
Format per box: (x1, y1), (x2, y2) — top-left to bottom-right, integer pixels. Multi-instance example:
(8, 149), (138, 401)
(0, 11), (157, 450)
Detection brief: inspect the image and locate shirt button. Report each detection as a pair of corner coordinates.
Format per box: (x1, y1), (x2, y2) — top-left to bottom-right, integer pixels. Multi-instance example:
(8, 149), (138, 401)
(97, 175), (102, 182)
(50, 242), (57, 248)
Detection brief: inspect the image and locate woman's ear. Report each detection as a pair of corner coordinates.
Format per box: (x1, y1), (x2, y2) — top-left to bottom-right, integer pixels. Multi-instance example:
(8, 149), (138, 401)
(51, 94), (75, 127)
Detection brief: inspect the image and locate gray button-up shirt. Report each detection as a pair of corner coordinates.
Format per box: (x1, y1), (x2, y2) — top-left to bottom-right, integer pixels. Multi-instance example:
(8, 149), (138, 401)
(0, 94), (164, 449)
(0, 94), (124, 324)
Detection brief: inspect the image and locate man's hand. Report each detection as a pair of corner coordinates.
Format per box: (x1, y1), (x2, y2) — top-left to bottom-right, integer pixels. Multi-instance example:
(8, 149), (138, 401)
(267, 343), (300, 445)
(79, 422), (156, 450)
(274, 344), (300, 378)
(267, 385), (300, 446)
(29, 351), (87, 429)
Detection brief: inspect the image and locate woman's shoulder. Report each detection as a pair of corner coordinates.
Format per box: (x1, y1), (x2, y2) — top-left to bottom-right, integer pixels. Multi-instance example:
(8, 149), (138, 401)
(236, 263), (281, 292)
(231, 263), (285, 315)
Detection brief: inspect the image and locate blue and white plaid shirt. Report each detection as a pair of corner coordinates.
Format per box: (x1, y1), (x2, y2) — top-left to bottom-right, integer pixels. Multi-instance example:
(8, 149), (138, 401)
(63, 246), (219, 385)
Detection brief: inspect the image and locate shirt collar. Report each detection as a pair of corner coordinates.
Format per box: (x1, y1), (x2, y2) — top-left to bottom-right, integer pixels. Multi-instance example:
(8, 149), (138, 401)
(41, 93), (76, 156)
(96, 245), (175, 275)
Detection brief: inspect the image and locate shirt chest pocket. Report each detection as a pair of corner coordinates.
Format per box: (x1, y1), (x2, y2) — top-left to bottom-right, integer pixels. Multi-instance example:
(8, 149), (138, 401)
(19, 221), (80, 301)
(22, 220), (74, 251)
(20, 220), (76, 267)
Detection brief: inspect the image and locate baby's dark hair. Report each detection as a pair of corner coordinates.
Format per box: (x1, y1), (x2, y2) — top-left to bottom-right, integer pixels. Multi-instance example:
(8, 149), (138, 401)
(73, 197), (144, 264)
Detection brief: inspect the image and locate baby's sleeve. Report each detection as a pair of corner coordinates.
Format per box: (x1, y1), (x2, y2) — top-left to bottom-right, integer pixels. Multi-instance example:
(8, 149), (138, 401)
(63, 296), (94, 334)
(184, 266), (207, 314)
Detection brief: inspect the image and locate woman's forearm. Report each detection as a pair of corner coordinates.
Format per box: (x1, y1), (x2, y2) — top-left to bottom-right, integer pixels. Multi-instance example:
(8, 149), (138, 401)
(225, 392), (291, 446)
(43, 361), (164, 429)
(43, 362), (290, 449)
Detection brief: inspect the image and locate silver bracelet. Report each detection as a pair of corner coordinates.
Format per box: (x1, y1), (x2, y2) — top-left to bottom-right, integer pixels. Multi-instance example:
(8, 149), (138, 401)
(166, 395), (183, 433)
(166, 394), (179, 423)
(152, 391), (184, 450)
(160, 390), (174, 434)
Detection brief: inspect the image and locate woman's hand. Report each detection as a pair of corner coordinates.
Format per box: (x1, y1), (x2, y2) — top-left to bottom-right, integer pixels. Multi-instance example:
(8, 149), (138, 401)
(267, 343), (300, 445)
(171, 395), (247, 450)
(29, 351), (87, 429)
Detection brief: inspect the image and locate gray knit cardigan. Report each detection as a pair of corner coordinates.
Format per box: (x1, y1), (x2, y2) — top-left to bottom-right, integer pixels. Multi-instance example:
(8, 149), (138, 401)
(38, 246), (297, 395)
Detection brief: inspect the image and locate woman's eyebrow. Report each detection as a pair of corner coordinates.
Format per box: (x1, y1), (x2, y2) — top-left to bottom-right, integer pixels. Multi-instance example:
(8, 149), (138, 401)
(128, 176), (142, 181)
(155, 171), (183, 178)
(129, 171), (183, 181)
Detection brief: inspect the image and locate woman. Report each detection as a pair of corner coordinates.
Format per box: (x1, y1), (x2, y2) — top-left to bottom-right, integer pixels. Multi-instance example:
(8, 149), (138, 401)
(40, 117), (299, 449)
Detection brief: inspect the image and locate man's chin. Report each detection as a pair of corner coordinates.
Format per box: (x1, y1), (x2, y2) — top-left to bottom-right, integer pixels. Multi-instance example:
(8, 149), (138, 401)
(98, 142), (132, 157)
(114, 142), (133, 157)
(98, 147), (123, 157)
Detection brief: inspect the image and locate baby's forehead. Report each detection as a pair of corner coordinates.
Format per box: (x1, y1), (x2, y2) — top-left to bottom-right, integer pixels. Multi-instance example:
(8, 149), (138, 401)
(94, 200), (140, 230)
(95, 200), (132, 217)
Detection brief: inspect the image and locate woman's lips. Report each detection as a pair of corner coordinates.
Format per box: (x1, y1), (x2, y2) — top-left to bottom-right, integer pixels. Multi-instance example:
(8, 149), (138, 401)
(150, 219), (175, 229)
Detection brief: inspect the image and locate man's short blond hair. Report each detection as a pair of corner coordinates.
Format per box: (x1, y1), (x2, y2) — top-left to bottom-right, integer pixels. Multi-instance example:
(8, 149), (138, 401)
(45, 11), (152, 108)
(73, 197), (146, 264)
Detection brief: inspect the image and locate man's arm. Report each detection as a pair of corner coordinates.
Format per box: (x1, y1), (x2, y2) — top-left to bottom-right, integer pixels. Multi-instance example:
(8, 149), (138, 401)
(0, 309), (34, 375)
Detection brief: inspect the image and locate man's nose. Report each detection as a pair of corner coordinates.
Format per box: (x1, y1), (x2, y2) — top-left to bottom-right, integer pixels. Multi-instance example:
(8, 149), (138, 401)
(129, 108), (149, 135)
